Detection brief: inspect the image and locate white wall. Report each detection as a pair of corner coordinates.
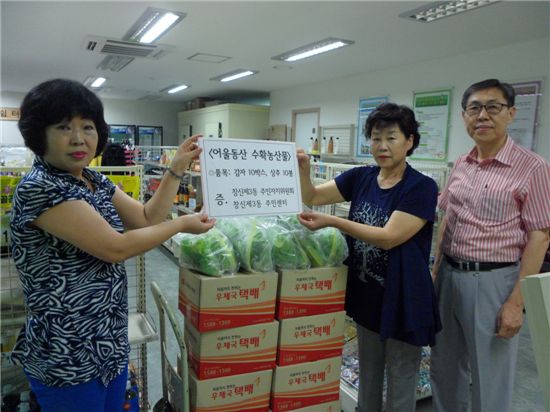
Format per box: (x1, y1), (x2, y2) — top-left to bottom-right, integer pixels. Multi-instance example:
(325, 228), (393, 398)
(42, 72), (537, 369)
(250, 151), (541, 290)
(270, 37), (550, 162)
(0, 92), (183, 147)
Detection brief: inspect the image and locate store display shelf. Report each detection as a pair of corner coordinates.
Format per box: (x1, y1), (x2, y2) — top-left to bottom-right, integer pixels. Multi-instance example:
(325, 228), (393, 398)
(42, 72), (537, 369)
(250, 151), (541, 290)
(174, 205), (196, 214)
(128, 312), (158, 346)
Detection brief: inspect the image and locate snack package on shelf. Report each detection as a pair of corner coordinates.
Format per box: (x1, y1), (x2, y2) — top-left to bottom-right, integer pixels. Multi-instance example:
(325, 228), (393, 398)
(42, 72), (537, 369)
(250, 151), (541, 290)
(179, 228), (239, 277)
(216, 217), (274, 273)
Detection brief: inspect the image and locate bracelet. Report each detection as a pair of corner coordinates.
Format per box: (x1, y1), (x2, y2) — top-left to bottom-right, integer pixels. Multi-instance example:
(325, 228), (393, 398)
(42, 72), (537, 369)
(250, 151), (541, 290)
(167, 168), (184, 180)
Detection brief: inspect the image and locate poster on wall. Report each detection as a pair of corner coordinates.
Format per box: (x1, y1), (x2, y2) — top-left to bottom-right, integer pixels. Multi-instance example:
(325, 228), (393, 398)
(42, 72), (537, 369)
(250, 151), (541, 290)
(412, 89), (451, 161)
(356, 96), (388, 158)
(508, 81), (541, 150)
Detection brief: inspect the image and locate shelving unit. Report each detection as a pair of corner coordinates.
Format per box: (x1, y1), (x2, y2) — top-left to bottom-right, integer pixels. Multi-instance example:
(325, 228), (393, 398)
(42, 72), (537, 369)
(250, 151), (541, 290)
(0, 165), (155, 411)
(319, 124), (355, 159)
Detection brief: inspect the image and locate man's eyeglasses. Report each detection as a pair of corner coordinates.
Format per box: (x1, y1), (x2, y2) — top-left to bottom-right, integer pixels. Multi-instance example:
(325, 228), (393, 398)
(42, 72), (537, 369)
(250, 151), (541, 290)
(464, 102), (510, 116)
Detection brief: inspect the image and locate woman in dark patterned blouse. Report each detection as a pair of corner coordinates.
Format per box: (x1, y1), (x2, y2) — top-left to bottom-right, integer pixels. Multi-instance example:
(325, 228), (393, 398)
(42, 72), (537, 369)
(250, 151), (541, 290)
(10, 78), (215, 412)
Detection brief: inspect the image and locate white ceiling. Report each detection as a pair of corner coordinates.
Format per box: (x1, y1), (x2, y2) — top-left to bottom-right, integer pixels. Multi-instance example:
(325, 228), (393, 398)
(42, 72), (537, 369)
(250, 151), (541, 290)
(2, 1), (549, 104)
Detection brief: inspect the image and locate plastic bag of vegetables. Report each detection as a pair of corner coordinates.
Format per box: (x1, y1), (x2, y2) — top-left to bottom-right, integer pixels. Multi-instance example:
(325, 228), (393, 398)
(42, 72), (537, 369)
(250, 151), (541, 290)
(179, 228), (239, 277)
(298, 226), (348, 267)
(217, 217), (274, 272)
(260, 217), (310, 270)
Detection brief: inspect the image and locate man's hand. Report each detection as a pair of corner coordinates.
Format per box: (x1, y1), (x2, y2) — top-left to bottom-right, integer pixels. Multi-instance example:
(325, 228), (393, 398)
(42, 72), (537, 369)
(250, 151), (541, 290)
(495, 300), (524, 339)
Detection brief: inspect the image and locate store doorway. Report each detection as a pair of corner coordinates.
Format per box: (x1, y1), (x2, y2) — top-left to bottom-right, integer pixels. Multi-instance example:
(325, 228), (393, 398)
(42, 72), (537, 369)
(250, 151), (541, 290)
(292, 108), (320, 152)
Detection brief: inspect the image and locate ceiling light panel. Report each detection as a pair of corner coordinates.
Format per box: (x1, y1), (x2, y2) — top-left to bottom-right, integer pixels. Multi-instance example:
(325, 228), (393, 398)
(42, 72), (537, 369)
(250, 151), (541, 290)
(210, 70), (258, 82)
(124, 7), (185, 43)
(399, 0), (501, 23)
(160, 84), (190, 94)
(272, 38), (354, 62)
(83, 76), (107, 88)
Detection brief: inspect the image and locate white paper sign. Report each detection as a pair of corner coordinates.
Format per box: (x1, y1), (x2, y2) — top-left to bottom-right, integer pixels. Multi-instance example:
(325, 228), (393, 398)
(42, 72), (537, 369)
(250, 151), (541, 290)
(198, 138), (302, 218)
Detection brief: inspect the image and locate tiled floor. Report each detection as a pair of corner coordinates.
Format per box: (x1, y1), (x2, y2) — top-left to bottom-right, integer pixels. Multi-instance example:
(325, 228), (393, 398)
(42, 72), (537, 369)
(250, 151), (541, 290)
(144, 247), (547, 411)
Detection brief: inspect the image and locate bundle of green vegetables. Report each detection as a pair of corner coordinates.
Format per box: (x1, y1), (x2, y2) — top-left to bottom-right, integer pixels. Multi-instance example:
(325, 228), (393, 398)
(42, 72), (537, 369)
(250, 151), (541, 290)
(216, 217), (274, 272)
(260, 216), (310, 270)
(274, 214), (348, 267)
(298, 226), (348, 267)
(179, 227), (239, 277)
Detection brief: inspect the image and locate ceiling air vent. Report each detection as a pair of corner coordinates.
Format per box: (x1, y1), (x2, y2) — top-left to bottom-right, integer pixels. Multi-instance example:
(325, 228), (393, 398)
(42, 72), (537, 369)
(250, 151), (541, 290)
(82, 35), (174, 59)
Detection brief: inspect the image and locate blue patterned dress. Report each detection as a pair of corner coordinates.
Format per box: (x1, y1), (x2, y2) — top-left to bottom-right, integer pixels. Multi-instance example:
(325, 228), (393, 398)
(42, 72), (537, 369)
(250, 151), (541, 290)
(9, 157), (129, 387)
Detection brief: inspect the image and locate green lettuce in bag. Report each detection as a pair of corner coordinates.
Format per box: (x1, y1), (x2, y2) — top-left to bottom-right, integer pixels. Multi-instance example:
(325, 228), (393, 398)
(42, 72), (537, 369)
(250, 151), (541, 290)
(299, 226), (348, 267)
(260, 217), (310, 270)
(217, 217), (274, 272)
(179, 228), (239, 277)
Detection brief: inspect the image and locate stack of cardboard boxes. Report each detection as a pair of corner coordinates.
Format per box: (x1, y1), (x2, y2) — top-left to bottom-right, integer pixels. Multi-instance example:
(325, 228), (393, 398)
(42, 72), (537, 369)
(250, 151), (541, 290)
(271, 266), (347, 412)
(179, 265), (347, 412)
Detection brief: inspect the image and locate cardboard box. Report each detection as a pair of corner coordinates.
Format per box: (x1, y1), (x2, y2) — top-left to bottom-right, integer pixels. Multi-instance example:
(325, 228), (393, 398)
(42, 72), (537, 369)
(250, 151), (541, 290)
(277, 311), (345, 366)
(185, 320), (279, 379)
(189, 368), (272, 412)
(276, 266), (347, 319)
(179, 268), (278, 331)
(270, 356), (341, 412)
(291, 400), (341, 412)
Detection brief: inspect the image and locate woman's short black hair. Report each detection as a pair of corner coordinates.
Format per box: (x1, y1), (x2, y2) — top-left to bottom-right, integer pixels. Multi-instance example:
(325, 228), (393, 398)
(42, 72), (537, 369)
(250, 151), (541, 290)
(461, 78), (515, 109)
(18, 78), (109, 157)
(365, 102), (420, 156)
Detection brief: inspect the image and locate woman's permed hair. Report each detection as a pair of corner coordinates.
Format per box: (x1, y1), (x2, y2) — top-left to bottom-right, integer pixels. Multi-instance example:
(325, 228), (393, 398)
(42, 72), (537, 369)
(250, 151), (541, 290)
(364, 102), (420, 156)
(18, 78), (109, 157)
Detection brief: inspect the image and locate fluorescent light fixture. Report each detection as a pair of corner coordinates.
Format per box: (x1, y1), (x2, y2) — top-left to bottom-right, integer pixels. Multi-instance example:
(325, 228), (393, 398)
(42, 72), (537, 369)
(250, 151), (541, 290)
(272, 38), (354, 62)
(125, 7), (186, 43)
(167, 84), (189, 94)
(83, 76), (107, 88)
(399, 0), (501, 23)
(210, 70), (258, 83)
(91, 77), (107, 88)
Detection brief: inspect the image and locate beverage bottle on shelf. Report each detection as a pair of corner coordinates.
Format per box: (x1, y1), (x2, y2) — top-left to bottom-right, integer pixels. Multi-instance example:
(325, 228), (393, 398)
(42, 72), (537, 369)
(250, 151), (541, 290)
(218, 122), (223, 138)
(312, 137), (319, 153)
(178, 183), (185, 204)
(194, 199), (202, 213)
(174, 185), (180, 204)
(321, 136), (327, 153)
(328, 136), (334, 154)
(308, 137), (314, 153)
(188, 184), (197, 210)
(335, 137), (340, 154)
(183, 185), (190, 207)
